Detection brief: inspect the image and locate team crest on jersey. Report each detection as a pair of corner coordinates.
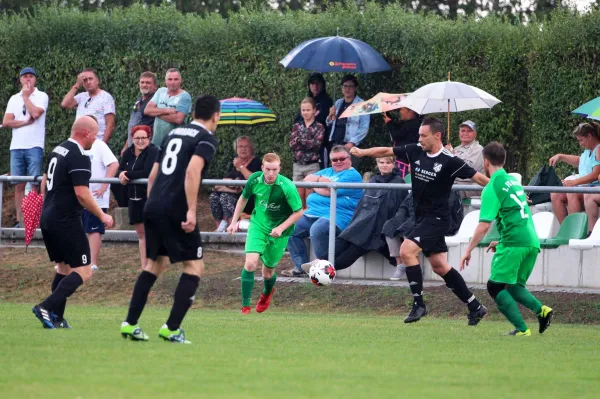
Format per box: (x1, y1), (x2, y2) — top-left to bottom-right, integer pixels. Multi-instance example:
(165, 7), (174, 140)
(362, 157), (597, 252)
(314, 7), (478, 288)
(433, 163), (442, 173)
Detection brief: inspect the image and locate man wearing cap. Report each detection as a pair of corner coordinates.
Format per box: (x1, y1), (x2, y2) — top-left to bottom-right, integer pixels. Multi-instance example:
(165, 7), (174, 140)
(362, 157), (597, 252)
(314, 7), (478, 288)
(2, 67), (49, 227)
(445, 120), (485, 199)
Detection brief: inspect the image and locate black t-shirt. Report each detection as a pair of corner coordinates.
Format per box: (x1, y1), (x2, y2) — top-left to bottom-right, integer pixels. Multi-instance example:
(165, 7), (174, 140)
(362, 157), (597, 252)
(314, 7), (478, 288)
(393, 144), (477, 219)
(145, 123), (219, 221)
(41, 139), (92, 228)
(332, 101), (352, 144)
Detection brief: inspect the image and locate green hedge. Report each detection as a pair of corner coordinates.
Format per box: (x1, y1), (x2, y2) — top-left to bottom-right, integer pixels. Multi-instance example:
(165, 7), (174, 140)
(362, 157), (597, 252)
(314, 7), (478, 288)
(0, 4), (595, 181)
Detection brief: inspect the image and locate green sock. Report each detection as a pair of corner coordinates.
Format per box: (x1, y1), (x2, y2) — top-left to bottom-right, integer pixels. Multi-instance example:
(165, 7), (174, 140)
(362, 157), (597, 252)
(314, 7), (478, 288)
(241, 269), (255, 307)
(495, 290), (528, 332)
(263, 272), (277, 295)
(507, 285), (542, 314)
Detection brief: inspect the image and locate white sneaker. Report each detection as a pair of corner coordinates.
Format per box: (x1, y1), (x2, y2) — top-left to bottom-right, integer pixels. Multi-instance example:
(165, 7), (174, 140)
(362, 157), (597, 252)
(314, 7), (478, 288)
(216, 220), (229, 232)
(301, 259), (320, 274)
(91, 264), (99, 272)
(390, 264), (406, 281)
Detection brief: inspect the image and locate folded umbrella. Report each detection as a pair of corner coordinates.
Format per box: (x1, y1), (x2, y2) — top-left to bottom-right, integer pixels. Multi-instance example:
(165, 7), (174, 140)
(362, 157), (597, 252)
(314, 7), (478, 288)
(21, 189), (43, 251)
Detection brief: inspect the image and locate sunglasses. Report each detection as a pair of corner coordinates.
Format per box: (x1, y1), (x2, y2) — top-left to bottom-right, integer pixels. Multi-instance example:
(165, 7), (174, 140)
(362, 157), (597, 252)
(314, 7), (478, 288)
(330, 156), (349, 163)
(133, 137), (148, 141)
(84, 97), (93, 108)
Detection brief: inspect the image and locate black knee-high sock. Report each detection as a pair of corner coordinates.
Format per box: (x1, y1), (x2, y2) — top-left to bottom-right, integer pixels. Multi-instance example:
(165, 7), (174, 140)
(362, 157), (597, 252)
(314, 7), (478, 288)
(405, 265), (424, 306)
(51, 273), (67, 321)
(442, 268), (481, 312)
(166, 273), (200, 331)
(125, 271), (157, 325)
(40, 273), (83, 311)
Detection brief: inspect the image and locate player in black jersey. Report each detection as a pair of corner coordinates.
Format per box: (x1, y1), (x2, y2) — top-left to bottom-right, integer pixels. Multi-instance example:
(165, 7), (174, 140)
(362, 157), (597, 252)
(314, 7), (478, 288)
(351, 117), (490, 324)
(120, 95), (220, 344)
(32, 116), (114, 329)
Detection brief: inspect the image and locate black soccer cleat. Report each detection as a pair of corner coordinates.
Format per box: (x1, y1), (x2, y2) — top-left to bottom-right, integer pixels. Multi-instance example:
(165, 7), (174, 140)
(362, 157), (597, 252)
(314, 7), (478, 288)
(537, 305), (553, 334)
(467, 304), (488, 326)
(50, 312), (72, 329)
(404, 303), (427, 323)
(32, 305), (55, 329)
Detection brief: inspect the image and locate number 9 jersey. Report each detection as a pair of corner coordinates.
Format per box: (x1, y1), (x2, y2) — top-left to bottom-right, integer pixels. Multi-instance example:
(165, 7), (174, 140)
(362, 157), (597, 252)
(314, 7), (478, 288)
(145, 122), (219, 220)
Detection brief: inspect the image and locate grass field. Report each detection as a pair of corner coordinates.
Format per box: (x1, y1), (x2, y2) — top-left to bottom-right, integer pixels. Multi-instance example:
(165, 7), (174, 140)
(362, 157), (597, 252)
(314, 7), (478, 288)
(1, 303), (599, 399)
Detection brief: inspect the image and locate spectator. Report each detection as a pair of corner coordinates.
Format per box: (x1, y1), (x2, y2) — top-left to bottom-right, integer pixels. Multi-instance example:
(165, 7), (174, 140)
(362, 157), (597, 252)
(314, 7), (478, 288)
(61, 67), (116, 143)
(550, 122), (600, 232)
(294, 72), (333, 169)
(120, 72), (158, 157)
(283, 145), (363, 277)
(326, 75), (370, 168)
(2, 67), (48, 228)
(210, 136), (262, 232)
(118, 125), (159, 269)
(144, 68), (192, 148)
(290, 97), (324, 208)
(301, 156), (407, 274)
(383, 106), (421, 178)
(445, 120), (484, 199)
(82, 138), (119, 271)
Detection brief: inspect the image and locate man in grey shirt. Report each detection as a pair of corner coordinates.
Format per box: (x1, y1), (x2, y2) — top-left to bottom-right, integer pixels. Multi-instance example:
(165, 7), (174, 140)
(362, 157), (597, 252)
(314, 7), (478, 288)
(445, 120), (484, 199)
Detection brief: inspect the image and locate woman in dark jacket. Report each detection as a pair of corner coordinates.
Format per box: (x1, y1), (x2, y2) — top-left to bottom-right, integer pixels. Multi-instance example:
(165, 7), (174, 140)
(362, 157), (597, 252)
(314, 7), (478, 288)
(118, 124), (159, 269)
(384, 107), (421, 178)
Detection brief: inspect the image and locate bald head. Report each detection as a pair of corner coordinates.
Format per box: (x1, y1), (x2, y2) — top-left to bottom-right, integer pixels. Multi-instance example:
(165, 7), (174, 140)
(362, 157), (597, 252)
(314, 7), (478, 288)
(71, 116), (99, 149)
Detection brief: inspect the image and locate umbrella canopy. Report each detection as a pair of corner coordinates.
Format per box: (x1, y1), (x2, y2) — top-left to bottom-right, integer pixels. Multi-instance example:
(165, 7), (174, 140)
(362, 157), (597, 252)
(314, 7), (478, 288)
(400, 81), (501, 114)
(572, 97), (600, 121)
(280, 36), (391, 74)
(21, 190), (43, 250)
(219, 98), (277, 126)
(339, 93), (410, 118)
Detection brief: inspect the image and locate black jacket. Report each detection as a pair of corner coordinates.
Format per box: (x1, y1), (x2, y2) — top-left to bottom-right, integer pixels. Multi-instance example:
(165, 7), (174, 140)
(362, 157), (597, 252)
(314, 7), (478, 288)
(338, 170), (407, 251)
(118, 143), (159, 200)
(386, 113), (421, 147)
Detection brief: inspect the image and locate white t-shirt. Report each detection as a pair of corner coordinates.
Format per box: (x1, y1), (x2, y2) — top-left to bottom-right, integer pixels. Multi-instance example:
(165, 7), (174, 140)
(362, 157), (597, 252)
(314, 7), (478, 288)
(85, 139), (118, 208)
(6, 88), (49, 150)
(75, 90), (116, 141)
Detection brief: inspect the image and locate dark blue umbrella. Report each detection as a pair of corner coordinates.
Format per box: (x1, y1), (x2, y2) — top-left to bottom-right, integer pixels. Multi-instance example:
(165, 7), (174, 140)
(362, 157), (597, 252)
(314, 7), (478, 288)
(280, 36), (391, 73)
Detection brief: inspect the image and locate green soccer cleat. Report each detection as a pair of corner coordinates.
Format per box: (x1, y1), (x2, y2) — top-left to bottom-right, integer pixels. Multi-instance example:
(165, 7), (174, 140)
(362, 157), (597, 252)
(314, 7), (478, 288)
(120, 322), (149, 341)
(506, 328), (531, 337)
(537, 305), (553, 334)
(158, 325), (191, 344)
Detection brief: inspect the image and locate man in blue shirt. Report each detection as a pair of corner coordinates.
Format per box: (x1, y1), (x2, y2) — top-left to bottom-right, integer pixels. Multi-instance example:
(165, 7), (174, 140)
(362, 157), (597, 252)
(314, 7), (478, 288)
(283, 145), (363, 276)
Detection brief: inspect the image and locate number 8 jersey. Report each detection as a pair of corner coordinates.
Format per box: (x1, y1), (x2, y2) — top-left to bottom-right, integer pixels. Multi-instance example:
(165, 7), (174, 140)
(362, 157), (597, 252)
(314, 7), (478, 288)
(479, 168), (539, 248)
(41, 138), (92, 227)
(145, 122), (219, 218)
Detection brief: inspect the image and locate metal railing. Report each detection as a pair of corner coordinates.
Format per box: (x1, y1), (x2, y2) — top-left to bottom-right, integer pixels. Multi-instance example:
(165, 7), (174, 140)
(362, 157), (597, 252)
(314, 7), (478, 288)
(2, 175), (600, 263)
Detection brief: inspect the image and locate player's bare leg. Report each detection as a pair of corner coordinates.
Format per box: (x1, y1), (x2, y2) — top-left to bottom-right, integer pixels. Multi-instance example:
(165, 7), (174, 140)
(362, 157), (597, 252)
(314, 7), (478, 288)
(240, 253), (261, 314)
(429, 253), (487, 325)
(399, 239), (427, 323)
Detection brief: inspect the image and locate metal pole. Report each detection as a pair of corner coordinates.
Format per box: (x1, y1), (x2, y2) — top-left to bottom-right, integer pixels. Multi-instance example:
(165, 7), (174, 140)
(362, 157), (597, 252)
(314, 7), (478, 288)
(328, 186), (337, 264)
(0, 182), (3, 247)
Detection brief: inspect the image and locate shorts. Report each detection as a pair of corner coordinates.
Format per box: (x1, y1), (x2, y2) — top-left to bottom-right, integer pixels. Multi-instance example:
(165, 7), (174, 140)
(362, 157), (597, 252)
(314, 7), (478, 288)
(406, 215), (449, 257)
(10, 147), (43, 185)
(245, 225), (289, 268)
(42, 220), (91, 267)
(81, 208), (108, 234)
(128, 198), (146, 225)
(292, 162), (320, 182)
(144, 214), (203, 264)
(490, 245), (539, 286)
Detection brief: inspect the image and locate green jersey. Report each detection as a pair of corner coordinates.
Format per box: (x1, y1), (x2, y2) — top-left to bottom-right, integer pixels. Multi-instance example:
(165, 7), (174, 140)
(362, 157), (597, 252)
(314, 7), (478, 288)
(479, 168), (539, 248)
(241, 172), (302, 237)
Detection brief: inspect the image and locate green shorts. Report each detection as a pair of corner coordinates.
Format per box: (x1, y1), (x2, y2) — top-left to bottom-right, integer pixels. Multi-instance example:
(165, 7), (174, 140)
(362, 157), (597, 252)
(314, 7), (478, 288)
(245, 226), (289, 268)
(490, 244), (540, 286)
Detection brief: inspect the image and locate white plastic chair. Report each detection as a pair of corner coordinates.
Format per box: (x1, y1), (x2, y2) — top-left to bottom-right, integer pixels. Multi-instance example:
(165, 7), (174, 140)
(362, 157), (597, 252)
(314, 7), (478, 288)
(532, 212), (559, 239)
(569, 219), (600, 249)
(508, 172), (522, 185)
(446, 210), (481, 246)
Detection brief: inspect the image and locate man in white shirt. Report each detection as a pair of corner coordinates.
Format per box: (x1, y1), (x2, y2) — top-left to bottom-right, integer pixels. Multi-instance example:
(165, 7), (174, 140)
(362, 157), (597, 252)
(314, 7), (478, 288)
(2, 67), (49, 227)
(81, 139), (118, 271)
(61, 67), (116, 143)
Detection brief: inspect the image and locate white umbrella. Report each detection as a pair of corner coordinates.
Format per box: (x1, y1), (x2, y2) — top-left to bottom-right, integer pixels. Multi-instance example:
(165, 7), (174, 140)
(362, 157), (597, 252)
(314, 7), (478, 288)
(400, 76), (501, 140)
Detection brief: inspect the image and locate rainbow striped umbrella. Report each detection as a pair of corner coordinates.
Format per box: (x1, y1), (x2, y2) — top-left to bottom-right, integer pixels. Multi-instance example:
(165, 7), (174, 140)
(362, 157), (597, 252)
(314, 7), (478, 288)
(219, 98), (277, 126)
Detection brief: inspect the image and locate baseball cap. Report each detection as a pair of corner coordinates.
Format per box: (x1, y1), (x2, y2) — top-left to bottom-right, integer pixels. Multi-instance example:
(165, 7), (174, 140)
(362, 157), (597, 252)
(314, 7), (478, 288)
(19, 67), (37, 77)
(459, 120), (476, 132)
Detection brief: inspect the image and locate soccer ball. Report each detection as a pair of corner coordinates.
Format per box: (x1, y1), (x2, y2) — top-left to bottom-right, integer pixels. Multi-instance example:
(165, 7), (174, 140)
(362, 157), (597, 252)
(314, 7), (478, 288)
(309, 260), (336, 286)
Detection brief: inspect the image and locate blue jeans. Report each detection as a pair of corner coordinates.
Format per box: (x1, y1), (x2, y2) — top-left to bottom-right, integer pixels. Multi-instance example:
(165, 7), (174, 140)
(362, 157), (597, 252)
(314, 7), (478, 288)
(287, 215), (341, 270)
(10, 147), (43, 185)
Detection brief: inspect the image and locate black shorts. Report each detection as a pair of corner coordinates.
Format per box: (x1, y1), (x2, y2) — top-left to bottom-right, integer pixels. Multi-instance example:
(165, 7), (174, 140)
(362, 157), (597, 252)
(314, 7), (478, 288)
(144, 214), (203, 264)
(128, 198), (146, 225)
(406, 215), (450, 257)
(41, 220), (91, 268)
